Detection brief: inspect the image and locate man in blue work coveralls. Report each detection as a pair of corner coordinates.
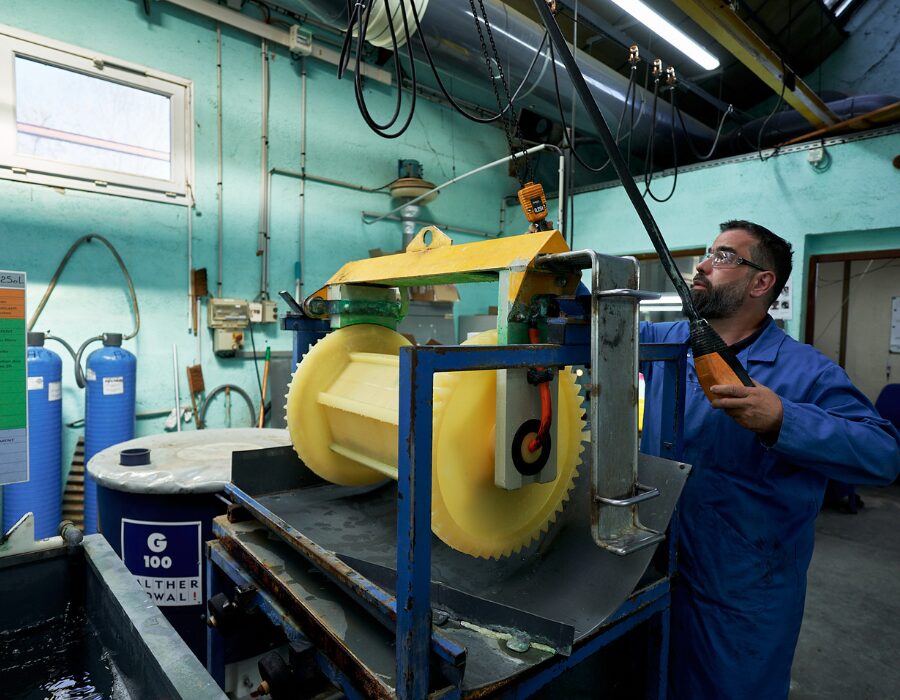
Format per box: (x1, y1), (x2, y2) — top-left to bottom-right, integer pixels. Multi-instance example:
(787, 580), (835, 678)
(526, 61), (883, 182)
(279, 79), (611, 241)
(639, 220), (900, 699)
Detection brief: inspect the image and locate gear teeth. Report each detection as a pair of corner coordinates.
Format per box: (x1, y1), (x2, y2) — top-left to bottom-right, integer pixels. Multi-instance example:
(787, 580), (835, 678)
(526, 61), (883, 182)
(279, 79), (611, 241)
(430, 330), (584, 560)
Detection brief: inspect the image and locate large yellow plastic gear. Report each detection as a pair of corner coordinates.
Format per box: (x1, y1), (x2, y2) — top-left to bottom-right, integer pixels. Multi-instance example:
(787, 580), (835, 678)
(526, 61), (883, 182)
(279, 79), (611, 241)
(286, 324), (584, 559)
(431, 329), (584, 559)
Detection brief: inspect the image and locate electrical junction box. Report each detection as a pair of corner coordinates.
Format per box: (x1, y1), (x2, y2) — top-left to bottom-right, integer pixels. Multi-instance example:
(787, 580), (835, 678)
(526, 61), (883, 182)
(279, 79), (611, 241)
(207, 298), (250, 329)
(289, 25), (313, 56)
(249, 300), (278, 324)
(207, 298), (250, 357)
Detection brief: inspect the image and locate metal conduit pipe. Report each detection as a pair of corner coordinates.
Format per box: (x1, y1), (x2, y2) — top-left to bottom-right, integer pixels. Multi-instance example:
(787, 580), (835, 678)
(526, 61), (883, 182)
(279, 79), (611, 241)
(269, 0), (717, 152)
(298, 58), (307, 303)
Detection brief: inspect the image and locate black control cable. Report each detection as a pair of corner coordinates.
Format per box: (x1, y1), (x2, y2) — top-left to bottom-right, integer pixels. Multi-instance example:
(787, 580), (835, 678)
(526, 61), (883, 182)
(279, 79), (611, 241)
(548, 39), (639, 174)
(533, 0), (755, 393)
(642, 82), (679, 203)
(673, 90), (733, 162)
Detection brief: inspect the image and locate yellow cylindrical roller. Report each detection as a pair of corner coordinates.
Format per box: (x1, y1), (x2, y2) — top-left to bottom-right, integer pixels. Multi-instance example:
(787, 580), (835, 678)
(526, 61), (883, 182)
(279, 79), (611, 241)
(286, 324), (584, 559)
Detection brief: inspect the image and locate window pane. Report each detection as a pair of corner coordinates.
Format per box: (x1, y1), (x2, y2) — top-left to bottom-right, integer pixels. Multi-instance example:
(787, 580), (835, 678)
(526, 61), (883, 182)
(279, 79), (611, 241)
(14, 57), (172, 180)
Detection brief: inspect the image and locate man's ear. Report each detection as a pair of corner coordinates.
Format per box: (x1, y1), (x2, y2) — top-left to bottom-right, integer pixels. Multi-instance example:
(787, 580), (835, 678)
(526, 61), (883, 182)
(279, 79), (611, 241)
(749, 271), (777, 300)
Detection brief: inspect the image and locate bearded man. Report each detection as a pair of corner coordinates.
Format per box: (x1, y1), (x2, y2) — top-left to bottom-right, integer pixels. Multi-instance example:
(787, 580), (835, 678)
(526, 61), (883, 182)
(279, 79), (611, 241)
(638, 220), (900, 699)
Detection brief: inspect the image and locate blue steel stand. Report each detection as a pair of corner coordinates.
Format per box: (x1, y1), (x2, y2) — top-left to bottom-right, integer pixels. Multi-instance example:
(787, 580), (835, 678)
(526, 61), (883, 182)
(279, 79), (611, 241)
(205, 336), (686, 699)
(395, 341), (686, 699)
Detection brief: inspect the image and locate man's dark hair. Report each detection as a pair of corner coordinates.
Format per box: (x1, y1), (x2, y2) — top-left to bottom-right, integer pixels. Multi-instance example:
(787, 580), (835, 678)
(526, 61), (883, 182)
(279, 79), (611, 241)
(719, 219), (793, 304)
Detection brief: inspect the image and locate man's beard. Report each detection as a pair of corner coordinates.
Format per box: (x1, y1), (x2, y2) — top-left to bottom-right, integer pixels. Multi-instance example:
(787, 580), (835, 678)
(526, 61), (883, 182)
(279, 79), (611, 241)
(688, 275), (749, 319)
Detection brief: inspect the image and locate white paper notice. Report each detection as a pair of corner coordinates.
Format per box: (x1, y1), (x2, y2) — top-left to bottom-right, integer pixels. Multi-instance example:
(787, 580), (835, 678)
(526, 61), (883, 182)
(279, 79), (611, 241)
(0, 270), (28, 486)
(891, 297), (900, 354)
(103, 376), (125, 395)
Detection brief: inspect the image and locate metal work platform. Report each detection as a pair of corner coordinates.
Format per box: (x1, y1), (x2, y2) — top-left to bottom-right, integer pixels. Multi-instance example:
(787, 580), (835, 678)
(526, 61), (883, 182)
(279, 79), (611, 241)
(206, 340), (688, 699)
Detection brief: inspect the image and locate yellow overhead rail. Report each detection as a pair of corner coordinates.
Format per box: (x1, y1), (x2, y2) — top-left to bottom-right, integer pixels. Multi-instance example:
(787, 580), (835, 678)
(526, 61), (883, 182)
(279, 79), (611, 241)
(672, 0), (839, 128)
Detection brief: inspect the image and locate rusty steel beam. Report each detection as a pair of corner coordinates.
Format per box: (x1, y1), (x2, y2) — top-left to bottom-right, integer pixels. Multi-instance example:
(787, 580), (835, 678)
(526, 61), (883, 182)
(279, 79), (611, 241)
(672, 0), (839, 127)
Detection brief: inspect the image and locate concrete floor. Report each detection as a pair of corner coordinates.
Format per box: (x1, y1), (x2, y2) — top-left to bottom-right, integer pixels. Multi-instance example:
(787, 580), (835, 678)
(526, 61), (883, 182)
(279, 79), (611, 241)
(790, 483), (900, 700)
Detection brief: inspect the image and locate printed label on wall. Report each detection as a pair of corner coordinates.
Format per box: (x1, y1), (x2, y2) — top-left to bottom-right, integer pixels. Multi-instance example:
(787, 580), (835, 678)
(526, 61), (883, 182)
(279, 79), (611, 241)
(102, 376), (124, 395)
(48, 381), (61, 401)
(0, 270), (28, 487)
(769, 275), (793, 321)
(27, 376), (44, 391)
(891, 297), (900, 353)
(122, 519), (202, 607)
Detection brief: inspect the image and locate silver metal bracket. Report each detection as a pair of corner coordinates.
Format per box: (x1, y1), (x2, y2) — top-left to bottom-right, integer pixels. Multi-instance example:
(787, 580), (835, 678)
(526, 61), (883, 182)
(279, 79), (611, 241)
(536, 250), (667, 556)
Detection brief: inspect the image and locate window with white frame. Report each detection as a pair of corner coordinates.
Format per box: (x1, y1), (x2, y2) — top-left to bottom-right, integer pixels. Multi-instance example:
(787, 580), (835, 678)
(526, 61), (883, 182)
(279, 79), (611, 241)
(0, 25), (192, 202)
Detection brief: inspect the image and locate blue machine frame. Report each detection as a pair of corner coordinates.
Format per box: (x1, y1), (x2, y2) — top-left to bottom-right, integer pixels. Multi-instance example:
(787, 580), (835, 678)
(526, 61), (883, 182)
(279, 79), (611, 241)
(207, 334), (686, 699)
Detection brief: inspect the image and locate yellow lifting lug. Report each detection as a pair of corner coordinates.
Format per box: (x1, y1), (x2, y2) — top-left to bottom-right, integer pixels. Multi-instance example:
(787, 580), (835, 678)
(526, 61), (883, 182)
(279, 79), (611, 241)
(405, 226), (453, 252)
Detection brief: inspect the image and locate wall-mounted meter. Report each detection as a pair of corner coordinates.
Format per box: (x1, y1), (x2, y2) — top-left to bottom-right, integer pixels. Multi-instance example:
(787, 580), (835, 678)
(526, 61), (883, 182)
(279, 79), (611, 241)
(207, 298), (250, 357)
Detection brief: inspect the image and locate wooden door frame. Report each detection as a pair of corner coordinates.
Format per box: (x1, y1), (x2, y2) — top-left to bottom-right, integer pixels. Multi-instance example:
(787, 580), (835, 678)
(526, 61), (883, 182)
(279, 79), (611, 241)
(804, 248), (900, 345)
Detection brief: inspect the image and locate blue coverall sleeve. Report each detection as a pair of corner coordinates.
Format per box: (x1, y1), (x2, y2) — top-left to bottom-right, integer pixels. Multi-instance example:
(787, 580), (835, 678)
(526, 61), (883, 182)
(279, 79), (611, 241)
(769, 364), (900, 485)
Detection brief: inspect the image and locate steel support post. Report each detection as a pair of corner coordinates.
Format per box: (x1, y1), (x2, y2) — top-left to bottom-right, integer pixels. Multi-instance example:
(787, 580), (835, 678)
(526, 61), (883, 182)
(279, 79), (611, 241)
(396, 345), (434, 699)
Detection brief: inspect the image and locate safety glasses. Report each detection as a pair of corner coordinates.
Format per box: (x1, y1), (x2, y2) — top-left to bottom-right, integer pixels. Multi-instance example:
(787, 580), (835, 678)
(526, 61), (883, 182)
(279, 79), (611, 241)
(705, 249), (768, 272)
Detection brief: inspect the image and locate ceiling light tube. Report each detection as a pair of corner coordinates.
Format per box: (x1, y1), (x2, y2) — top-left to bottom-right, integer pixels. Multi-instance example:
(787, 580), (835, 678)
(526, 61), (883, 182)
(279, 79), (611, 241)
(608, 0), (720, 71)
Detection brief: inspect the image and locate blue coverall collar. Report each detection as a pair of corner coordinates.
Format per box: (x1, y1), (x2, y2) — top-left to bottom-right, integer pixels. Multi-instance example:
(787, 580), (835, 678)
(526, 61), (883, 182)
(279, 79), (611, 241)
(743, 315), (785, 364)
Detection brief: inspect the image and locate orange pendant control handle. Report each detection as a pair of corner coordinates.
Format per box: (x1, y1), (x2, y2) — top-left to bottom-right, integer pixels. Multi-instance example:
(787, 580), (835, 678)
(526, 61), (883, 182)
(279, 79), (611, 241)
(690, 320), (754, 402)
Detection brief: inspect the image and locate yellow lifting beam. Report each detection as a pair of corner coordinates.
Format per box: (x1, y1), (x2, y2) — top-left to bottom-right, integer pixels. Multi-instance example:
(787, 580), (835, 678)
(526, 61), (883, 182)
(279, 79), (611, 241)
(672, 0), (839, 128)
(309, 227), (579, 310)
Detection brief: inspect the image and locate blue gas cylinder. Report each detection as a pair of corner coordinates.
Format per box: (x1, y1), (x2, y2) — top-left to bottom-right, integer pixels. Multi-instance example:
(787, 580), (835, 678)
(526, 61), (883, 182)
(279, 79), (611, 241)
(83, 333), (136, 535)
(2, 332), (63, 538)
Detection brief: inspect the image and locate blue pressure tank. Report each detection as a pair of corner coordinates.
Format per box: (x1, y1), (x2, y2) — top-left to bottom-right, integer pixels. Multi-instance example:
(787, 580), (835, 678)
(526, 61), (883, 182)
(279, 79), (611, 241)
(2, 332), (63, 538)
(83, 333), (136, 535)
(89, 429), (291, 663)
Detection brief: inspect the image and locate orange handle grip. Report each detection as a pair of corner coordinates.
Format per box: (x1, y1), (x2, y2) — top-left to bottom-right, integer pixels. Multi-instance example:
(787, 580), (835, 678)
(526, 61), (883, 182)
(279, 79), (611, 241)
(694, 351), (753, 402)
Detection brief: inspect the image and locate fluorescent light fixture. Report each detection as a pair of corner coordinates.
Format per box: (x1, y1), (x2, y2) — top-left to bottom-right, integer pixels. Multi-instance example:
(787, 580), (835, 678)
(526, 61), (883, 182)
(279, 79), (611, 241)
(640, 294), (682, 306)
(640, 305), (685, 313)
(640, 294), (684, 313)
(608, 0), (720, 71)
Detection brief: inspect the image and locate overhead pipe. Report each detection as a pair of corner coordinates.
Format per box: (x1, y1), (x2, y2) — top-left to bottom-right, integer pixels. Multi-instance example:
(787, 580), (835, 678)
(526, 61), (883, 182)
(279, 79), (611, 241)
(267, 0), (717, 154)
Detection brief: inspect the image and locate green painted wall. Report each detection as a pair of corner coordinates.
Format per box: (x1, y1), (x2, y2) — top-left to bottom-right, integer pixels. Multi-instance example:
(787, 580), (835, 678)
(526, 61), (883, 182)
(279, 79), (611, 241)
(564, 132), (900, 339)
(0, 0), (518, 483)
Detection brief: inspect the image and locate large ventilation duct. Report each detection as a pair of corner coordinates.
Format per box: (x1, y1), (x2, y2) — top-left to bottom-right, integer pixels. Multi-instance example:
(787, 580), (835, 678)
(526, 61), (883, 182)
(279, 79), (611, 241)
(273, 0), (717, 156)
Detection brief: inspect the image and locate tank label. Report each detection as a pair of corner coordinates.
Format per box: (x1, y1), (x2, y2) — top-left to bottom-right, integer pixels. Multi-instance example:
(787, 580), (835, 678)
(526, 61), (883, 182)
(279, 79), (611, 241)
(86, 368), (96, 381)
(48, 381), (61, 401)
(122, 519), (202, 607)
(27, 376), (44, 391)
(102, 376), (124, 395)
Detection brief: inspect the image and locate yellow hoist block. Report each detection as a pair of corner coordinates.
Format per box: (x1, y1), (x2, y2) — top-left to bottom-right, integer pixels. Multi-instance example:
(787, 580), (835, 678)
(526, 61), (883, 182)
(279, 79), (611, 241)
(286, 324), (585, 559)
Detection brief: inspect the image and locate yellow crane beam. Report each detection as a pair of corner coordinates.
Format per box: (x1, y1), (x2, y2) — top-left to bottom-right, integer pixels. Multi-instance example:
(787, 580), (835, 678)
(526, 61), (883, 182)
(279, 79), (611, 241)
(672, 0), (839, 128)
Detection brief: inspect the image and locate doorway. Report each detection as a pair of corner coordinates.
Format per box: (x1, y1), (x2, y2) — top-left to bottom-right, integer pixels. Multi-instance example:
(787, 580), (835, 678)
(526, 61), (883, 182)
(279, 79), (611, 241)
(805, 250), (900, 402)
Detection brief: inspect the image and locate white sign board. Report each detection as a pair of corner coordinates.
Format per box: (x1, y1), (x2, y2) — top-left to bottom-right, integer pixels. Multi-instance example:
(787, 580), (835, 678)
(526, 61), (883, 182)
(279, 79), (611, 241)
(0, 271), (27, 487)
(769, 276), (793, 321)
